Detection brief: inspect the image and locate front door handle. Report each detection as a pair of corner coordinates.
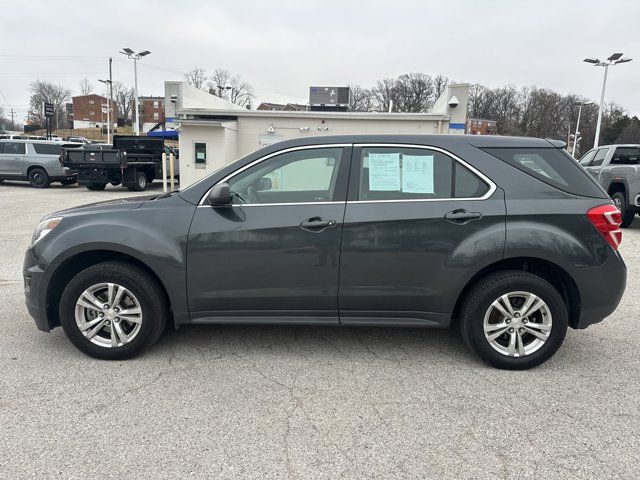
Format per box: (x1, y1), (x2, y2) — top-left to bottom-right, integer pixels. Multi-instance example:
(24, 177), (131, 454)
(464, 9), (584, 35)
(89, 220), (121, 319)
(444, 209), (482, 224)
(300, 217), (337, 232)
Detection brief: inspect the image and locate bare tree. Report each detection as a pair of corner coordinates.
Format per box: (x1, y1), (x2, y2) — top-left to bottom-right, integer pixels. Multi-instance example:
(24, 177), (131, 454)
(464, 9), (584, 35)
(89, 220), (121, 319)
(112, 81), (135, 125)
(79, 78), (93, 95)
(207, 68), (253, 108)
(393, 73), (435, 112)
(184, 67), (207, 90)
(432, 75), (449, 99)
(27, 80), (71, 129)
(349, 84), (376, 112)
(373, 78), (396, 112)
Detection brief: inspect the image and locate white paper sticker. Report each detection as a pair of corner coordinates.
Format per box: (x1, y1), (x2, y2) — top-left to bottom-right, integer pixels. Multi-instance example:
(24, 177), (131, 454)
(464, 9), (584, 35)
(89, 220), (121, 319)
(402, 155), (434, 193)
(368, 152), (400, 191)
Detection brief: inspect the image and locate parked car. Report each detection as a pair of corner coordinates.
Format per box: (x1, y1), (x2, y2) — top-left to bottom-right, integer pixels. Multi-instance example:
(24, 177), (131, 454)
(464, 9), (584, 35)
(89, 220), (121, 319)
(64, 136), (92, 145)
(23, 135), (626, 369)
(62, 135), (178, 191)
(0, 139), (78, 187)
(578, 144), (640, 227)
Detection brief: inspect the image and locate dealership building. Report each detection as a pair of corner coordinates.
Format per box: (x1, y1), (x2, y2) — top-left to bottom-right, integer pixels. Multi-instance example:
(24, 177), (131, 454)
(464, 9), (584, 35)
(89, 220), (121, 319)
(163, 82), (470, 187)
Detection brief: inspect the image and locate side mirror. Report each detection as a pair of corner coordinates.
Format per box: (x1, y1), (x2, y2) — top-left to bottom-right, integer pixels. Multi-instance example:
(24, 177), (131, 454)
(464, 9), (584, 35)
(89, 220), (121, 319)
(208, 183), (232, 206)
(256, 177), (272, 191)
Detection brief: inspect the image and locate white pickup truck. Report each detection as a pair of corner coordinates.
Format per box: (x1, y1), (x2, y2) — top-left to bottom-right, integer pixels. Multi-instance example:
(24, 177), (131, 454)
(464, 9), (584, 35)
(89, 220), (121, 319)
(579, 144), (640, 227)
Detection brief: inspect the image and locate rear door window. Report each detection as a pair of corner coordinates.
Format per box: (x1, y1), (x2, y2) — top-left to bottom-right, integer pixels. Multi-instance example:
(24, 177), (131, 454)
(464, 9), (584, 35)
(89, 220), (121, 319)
(33, 143), (62, 155)
(591, 148), (609, 167)
(2, 142), (26, 155)
(483, 147), (606, 198)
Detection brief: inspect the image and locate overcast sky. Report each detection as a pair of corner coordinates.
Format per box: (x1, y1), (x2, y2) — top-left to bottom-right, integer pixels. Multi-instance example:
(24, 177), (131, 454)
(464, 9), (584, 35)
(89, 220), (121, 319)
(1, 0), (639, 122)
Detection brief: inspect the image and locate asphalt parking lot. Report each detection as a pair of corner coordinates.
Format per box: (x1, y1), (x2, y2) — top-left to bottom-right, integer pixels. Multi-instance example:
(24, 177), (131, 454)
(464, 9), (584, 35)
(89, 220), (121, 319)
(1, 180), (639, 479)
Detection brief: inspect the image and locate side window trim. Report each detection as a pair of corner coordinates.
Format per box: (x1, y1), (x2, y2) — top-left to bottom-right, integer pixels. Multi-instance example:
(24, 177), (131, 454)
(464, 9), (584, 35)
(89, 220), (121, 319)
(198, 143), (352, 206)
(347, 143), (496, 203)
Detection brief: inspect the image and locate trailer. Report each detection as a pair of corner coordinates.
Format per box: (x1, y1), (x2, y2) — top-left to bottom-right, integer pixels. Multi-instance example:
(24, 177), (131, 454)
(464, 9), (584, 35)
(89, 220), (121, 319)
(62, 135), (178, 191)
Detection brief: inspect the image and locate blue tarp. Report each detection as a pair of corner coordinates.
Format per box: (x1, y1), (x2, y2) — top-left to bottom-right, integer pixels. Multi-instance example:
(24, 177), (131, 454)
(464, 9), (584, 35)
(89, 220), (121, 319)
(147, 129), (178, 139)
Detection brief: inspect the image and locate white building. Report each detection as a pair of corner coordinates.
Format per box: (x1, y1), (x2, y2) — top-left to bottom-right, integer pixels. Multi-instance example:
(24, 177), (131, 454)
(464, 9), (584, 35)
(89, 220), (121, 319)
(165, 82), (470, 187)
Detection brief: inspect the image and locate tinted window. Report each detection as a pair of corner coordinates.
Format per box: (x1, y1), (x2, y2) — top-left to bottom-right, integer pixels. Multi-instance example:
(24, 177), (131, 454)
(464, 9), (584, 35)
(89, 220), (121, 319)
(483, 147), (606, 198)
(579, 150), (596, 166)
(611, 147), (640, 165)
(359, 147), (452, 200)
(33, 143), (62, 155)
(1, 142), (26, 154)
(591, 148), (609, 167)
(228, 147), (343, 204)
(455, 162), (489, 198)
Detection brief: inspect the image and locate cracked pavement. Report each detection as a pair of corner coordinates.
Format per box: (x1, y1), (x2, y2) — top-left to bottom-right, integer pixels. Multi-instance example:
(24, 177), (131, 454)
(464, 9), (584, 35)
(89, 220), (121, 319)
(1, 181), (639, 479)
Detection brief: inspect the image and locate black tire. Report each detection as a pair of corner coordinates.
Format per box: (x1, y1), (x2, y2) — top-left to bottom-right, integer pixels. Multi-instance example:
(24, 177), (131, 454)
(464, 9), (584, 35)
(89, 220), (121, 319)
(86, 182), (106, 191)
(611, 191), (635, 228)
(459, 270), (568, 370)
(59, 261), (167, 360)
(59, 178), (77, 186)
(28, 167), (51, 188)
(127, 171), (148, 191)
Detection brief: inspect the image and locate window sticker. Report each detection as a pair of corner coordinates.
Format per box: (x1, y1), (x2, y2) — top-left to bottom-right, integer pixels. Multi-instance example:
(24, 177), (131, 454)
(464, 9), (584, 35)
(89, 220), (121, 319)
(368, 152), (401, 191)
(402, 154), (434, 193)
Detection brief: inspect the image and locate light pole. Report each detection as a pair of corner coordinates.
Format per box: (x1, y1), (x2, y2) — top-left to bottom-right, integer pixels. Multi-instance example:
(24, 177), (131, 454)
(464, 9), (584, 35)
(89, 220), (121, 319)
(571, 101), (592, 158)
(98, 78), (113, 144)
(119, 48), (151, 136)
(583, 53), (632, 148)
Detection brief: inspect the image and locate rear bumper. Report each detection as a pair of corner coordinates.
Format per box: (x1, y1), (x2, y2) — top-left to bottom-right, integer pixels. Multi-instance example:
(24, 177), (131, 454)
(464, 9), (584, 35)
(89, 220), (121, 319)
(23, 248), (51, 332)
(569, 251), (627, 329)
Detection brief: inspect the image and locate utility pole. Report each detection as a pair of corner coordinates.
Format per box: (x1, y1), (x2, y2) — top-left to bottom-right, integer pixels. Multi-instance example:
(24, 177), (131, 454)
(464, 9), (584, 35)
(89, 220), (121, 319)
(119, 48), (150, 136)
(10, 108), (15, 130)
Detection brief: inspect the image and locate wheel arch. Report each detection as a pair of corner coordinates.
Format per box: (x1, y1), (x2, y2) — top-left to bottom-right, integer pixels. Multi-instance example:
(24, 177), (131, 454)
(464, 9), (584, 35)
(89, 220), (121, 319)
(451, 257), (581, 329)
(45, 249), (175, 330)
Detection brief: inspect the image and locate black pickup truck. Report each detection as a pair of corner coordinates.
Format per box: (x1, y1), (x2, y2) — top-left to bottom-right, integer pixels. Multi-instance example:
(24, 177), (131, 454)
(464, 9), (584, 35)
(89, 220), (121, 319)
(62, 135), (178, 191)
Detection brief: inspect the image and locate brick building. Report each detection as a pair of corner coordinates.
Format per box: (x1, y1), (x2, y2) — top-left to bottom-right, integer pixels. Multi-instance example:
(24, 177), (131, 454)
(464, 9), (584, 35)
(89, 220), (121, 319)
(465, 118), (497, 135)
(71, 94), (117, 129)
(139, 96), (165, 132)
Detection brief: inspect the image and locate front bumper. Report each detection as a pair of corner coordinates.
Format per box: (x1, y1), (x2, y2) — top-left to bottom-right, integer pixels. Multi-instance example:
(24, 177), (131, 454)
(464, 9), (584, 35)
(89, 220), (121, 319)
(569, 250), (627, 329)
(23, 248), (51, 332)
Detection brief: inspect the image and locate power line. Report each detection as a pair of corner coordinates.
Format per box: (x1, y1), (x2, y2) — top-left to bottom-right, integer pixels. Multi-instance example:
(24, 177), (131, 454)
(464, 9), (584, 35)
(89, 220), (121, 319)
(0, 54), (107, 59)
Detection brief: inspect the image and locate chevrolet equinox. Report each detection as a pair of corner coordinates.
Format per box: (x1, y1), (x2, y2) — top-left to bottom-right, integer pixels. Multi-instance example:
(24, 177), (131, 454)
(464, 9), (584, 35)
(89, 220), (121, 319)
(23, 135), (627, 369)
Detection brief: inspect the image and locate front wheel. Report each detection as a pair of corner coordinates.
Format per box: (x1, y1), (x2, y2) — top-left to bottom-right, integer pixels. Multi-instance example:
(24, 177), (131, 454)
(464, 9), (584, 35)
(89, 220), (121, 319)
(86, 182), (106, 191)
(459, 271), (568, 370)
(611, 192), (635, 228)
(28, 167), (51, 188)
(127, 171), (147, 191)
(59, 262), (167, 359)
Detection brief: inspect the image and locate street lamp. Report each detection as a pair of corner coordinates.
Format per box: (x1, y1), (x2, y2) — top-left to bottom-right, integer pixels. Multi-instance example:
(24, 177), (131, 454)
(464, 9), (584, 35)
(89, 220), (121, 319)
(571, 101), (593, 158)
(583, 53), (632, 148)
(119, 48), (151, 136)
(98, 78), (113, 144)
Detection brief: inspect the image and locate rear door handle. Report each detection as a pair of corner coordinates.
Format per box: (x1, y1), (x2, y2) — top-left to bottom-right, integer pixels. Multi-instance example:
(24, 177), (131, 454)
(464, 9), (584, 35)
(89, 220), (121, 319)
(444, 209), (482, 224)
(300, 217), (337, 232)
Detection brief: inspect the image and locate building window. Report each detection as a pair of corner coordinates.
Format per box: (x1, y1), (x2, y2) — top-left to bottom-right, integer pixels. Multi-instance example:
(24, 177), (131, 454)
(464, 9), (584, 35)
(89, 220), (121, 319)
(89, 99), (95, 104)
(152, 112), (159, 120)
(195, 142), (207, 165)
(89, 111), (95, 116)
(153, 101), (159, 108)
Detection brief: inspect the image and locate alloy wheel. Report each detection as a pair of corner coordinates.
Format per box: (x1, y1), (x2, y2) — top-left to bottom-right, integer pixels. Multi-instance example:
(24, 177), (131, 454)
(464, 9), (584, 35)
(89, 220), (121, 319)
(74, 282), (143, 348)
(483, 291), (552, 357)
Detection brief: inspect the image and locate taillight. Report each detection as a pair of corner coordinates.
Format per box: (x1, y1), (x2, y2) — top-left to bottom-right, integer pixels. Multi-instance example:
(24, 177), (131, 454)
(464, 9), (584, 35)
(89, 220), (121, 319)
(587, 204), (622, 250)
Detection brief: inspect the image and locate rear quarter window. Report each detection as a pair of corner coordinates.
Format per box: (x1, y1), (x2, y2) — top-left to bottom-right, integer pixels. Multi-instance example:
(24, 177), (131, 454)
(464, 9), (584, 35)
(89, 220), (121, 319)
(482, 147), (606, 198)
(33, 143), (62, 155)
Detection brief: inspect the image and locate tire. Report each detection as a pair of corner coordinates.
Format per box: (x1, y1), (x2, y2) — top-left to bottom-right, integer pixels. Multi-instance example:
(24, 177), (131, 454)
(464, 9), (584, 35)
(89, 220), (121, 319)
(127, 171), (147, 191)
(28, 167), (51, 188)
(86, 182), (106, 191)
(59, 178), (76, 186)
(459, 270), (568, 370)
(611, 191), (635, 228)
(59, 261), (167, 360)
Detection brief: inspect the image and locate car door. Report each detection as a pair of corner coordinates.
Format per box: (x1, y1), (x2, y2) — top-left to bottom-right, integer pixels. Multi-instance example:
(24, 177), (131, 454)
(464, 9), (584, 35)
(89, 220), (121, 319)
(338, 144), (506, 327)
(0, 141), (26, 176)
(583, 148), (609, 182)
(187, 144), (351, 324)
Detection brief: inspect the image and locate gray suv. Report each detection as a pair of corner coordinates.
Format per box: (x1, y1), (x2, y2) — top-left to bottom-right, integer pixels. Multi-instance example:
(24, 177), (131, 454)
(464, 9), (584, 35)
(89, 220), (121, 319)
(23, 135), (626, 369)
(0, 140), (77, 188)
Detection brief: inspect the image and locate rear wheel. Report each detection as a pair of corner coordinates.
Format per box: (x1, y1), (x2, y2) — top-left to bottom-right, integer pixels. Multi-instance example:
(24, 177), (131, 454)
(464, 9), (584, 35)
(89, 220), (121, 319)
(459, 270), (568, 370)
(59, 177), (76, 186)
(127, 171), (147, 191)
(611, 191), (635, 228)
(86, 182), (106, 191)
(59, 262), (167, 360)
(28, 167), (51, 188)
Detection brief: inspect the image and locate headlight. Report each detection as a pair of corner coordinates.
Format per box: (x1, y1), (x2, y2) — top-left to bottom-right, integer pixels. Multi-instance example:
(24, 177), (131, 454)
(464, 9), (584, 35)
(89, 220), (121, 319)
(32, 217), (63, 246)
